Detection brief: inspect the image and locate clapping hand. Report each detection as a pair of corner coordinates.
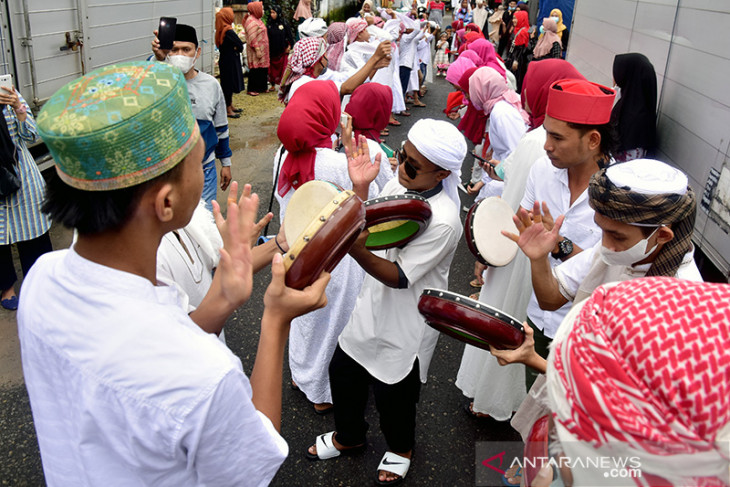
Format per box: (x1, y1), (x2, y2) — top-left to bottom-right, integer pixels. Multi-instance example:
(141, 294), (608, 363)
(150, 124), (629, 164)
(502, 201), (564, 261)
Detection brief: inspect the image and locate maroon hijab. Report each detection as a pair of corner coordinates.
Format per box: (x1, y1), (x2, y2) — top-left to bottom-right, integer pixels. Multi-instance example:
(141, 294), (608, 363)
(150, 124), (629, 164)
(346, 83), (393, 143)
(521, 58), (585, 129)
(457, 67), (487, 144)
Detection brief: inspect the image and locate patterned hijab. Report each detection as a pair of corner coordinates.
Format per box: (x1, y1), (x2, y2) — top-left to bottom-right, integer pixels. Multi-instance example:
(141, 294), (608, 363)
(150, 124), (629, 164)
(278, 37), (328, 102)
(325, 22), (347, 72)
(277, 80), (340, 196)
(548, 277), (730, 486)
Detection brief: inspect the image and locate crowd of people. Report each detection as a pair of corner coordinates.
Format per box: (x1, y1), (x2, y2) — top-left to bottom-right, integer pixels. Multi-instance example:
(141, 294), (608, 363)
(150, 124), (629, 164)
(3, 1), (729, 487)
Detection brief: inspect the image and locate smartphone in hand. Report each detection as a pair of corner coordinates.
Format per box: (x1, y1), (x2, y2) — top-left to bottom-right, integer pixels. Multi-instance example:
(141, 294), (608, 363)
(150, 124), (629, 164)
(158, 17), (177, 50)
(0, 74), (13, 92)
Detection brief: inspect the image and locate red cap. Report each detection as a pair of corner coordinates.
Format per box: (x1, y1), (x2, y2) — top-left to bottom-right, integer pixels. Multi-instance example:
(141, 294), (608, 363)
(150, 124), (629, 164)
(546, 79), (616, 124)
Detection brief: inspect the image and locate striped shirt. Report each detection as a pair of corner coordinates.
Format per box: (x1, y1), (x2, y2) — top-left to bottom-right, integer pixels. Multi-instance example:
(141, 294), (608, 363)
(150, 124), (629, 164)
(0, 93), (51, 245)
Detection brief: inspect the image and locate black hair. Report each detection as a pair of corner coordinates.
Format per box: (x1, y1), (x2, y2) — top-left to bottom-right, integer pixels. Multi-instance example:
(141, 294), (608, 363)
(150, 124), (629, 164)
(566, 121), (619, 168)
(42, 161), (185, 235)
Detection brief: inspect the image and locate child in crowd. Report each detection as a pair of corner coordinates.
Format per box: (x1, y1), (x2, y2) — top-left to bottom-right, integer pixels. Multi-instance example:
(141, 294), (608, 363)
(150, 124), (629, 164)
(434, 32), (451, 75)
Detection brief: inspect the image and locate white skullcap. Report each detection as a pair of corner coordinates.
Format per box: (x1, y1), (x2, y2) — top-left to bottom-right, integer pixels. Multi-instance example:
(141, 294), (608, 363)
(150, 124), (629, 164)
(298, 17), (328, 38)
(408, 119), (467, 210)
(606, 159), (688, 196)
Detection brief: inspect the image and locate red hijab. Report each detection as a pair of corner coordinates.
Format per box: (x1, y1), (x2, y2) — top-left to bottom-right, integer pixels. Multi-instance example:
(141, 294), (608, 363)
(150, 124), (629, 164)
(465, 23), (482, 35)
(468, 38), (505, 78)
(457, 66), (487, 144)
(347, 83), (393, 143)
(444, 91), (464, 115)
(513, 10), (530, 46)
(277, 80), (340, 196)
(521, 58), (585, 129)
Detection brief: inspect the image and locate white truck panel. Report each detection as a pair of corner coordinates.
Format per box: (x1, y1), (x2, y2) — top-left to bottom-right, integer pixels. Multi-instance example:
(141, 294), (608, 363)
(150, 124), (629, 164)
(569, 0), (730, 278)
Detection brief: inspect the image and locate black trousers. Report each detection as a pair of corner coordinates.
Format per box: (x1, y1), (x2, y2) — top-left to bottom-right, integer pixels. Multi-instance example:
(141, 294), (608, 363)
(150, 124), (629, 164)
(329, 345), (421, 453)
(399, 66), (412, 100)
(0, 232), (52, 291)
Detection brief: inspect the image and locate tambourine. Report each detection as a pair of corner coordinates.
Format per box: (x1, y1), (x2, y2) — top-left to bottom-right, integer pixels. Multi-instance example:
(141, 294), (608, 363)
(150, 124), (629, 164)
(464, 196), (519, 266)
(363, 194), (432, 250)
(417, 289), (524, 350)
(283, 180), (366, 289)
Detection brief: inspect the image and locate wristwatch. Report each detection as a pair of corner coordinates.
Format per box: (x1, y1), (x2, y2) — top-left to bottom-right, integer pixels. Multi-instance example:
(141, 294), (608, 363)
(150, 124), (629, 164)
(551, 237), (574, 260)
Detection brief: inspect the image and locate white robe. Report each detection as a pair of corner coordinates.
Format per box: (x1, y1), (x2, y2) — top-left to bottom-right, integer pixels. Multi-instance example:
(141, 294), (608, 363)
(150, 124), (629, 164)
(342, 37), (405, 114)
(455, 126), (547, 419)
(274, 147), (387, 404)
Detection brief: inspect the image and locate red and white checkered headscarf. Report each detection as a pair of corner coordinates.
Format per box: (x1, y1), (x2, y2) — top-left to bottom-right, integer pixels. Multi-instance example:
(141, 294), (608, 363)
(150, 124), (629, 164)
(278, 37), (328, 102)
(346, 18), (368, 43)
(325, 22), (347, 72)
(548, 277), (730, 486)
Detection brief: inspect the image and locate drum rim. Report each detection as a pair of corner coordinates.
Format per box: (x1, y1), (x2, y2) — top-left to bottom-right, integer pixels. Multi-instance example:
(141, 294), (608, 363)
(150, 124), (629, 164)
(464, 197), (518, 267)
(363, 194), (432, 250)
(284, 191), (365, 289)
(421, 288), (523, 330)
(364, 193), (428, 206)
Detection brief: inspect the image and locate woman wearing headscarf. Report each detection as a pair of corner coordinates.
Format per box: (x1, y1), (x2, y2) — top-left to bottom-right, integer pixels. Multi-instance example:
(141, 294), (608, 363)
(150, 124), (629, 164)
(507, 9), (530, 92)
(549, 8), (568, 49)
(610, 52), (657, 162)
(267, 5), (294, 88)
(215, 7), (245, 117)
(243, 2), (270, 95)
(487, 5), (504, 44)
(454, 0), (472, 24)
(343, 83), (396, 185)
(456, 60), (586, 421)
(274, 80), (384, 414)
(471, 0), (489, 35)
(467, 66), (528, 200)
(445, 55), (476, 89)
(294, 0), (313, 40)
(0, 86), (51, 310)
(532, 18), (562, 61)
(325, 22), (347, 72)
(457, 67), (488, 190)
(358, 0), (374, 18)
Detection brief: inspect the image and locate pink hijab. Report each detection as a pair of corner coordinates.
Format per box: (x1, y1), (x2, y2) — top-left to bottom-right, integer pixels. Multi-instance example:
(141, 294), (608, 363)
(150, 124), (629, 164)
(468, 66), (529, 125)
(458, 50), (482, 66)
(294, 0), (312, 19)
(468, 39), (505, 78)
(445, 56), (476, 85)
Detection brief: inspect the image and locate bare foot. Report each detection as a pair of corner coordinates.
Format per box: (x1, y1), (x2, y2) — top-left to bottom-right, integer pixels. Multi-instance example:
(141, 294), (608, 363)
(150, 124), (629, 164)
(378, 450), (412, 483)
(1, 287), (16, 301)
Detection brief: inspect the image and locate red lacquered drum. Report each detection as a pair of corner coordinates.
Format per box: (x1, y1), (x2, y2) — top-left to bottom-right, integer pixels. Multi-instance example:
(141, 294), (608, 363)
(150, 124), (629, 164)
(283, 180), (366, 289)
(363, 194), (432, 250)
(418, 288), (524, 350)
(464, 197), (519, 266)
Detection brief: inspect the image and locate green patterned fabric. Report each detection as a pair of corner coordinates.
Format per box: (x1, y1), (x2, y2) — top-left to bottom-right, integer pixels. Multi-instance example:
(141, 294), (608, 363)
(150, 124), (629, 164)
(37, 61), (199, 191)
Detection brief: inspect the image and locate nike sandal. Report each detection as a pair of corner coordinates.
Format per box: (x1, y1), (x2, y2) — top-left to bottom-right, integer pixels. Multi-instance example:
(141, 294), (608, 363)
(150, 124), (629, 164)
(376, 451), (411, 486)
(306, 431), (365, 461)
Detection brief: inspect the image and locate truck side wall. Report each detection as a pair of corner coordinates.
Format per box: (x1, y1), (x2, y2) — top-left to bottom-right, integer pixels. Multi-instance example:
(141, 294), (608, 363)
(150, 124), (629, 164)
(568, 0), (730, 279)
(3, 0), (215, 107)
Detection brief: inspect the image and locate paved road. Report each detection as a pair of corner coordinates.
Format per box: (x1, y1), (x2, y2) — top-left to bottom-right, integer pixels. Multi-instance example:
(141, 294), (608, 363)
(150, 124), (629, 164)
(0, 72), (523, 487)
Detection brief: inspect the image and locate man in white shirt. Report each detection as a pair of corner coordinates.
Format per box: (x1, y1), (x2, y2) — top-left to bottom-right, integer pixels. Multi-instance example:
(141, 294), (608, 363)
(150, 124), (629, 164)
(497, 158), (702, 375)
(23, 61), (328, 486)
(306, 120), (466, 486)
(514, 78), (616, 389)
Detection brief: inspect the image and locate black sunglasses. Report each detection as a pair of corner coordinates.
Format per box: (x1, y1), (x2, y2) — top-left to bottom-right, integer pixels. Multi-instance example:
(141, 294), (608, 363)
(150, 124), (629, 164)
(396, 146), (443, 179)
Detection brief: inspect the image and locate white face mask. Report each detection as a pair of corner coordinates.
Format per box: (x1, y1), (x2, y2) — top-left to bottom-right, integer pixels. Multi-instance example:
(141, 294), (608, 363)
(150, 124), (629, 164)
(600, 227), (660, 267)
(167, 54), (196, 74)
(550, 16), (559, 23)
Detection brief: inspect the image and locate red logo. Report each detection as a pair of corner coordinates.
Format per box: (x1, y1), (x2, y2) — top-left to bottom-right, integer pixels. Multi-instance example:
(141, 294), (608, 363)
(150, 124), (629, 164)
(482, 451), (507, 475)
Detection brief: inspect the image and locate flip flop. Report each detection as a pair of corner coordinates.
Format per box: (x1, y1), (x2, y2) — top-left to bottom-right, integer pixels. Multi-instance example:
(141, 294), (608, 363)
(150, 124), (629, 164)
(469, 278), (482, 288)
(501, 466), (523, 486)
(413, 102), (426, 107)
(399, 111), (411, 117)
(227, 113), (241, 118)
(233, 107), (243, 113)
(469, 292), (480, 300)
(314, 403), (333, 415)
(1, 295), (18, 310)
(247, 92), (260, 96)
(389, 120), (401, 126)
(464, 402), (491, 419)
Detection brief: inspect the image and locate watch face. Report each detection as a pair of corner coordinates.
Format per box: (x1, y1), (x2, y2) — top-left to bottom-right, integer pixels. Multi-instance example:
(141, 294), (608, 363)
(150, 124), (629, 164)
(560, 238), (573, 255)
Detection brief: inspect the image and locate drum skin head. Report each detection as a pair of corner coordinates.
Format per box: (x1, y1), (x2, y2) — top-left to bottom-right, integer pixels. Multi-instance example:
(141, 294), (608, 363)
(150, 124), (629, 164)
(285, 180), (343, 245)
(283, 190), (366, 289)
(363, 194), (432, 250)
(464, 197), (519, 266)
(418, 289), (524, 350)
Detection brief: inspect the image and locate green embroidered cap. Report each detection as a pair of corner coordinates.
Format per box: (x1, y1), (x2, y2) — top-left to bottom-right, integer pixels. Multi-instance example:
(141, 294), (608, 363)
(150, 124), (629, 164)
(37, 61), (199, 191)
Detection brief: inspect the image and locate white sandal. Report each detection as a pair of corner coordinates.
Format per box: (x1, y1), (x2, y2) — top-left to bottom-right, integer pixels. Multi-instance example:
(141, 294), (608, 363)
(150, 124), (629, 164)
(375, 451), (411, 485)
(312, 431), (340, 460)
